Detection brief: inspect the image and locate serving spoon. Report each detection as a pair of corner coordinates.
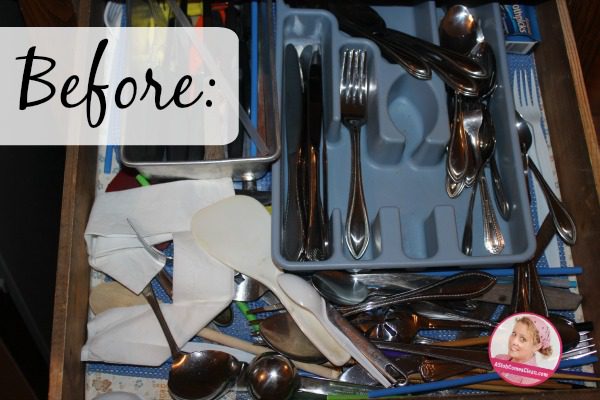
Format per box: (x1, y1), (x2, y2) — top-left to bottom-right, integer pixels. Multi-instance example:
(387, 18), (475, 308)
(141, 282), (242, 400)
(245, 352), (375, 399)
(258, 312), (328, 364)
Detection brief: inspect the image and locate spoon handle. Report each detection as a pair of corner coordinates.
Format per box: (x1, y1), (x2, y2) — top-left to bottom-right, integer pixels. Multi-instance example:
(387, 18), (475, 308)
(299, 376), (376, 396)
(326, 304), (408, 387)
(511, 214), (555, 315)
(339, 271), (496, 317)
(527, 258), (549, 316)
(461, 177), (479, 256)
(479, 173), (505, 254)
(489, 155), (511, 220)
(528, 156), (577, 245)
(374, 341), (492, 371)
(447, 94), (469, 182)
(385, 28), (487, 79)
(422, 318), (494, 331)
(141, 283), (181, 360)
(419, 359), (476, 382)
(362, 29), (431, 80)
(331, 12), (431, 80)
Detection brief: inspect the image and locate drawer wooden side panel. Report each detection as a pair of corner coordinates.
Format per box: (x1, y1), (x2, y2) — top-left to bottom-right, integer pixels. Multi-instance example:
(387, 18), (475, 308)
(47, 0), (600, 398)
(536, 1), (600, 371)
(49, 146), (97, 400)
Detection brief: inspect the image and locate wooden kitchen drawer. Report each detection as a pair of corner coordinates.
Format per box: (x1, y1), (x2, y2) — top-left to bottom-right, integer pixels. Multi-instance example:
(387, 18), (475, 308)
(48, 1), (600, 399)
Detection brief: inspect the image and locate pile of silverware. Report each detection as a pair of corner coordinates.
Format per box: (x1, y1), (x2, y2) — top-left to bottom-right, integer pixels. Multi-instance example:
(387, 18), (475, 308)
(84, 1), (590, 400)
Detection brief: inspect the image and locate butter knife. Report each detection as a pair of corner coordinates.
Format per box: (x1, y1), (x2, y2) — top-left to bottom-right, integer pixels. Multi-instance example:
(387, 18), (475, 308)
(303, 50), (328, 261)
(282, 44), (306, 261)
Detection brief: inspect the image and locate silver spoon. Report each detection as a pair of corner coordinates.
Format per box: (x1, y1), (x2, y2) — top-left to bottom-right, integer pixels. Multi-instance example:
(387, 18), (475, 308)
(233, 273), (269, 302)
(258, 312), (328, 364)
(439, 6), (480, 192)
(246, 352), (375, 399)
(467, 22), (511, 220)
(141, 283), (242, 400)
(439, 6), (496, 98)
(328, 2), (491, 94)
(439, 5), (478, 55)
(462, 105), (504, 255)
(311, 271), (395, 306)
(440, 6), (510, 218)
(514, 111), (577, 245)
(354, 308), (493, 344)
(446, 94), (470, 184)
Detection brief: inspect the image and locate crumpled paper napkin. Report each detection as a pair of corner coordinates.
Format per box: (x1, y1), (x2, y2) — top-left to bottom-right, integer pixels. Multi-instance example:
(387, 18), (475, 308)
(84, 178), (234, 294)
(81, 178), (236, 366)
(82, 231), (235, 366)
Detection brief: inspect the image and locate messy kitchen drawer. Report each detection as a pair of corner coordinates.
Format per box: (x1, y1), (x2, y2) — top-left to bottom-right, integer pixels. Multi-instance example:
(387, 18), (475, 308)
(49, 1), (600, 399)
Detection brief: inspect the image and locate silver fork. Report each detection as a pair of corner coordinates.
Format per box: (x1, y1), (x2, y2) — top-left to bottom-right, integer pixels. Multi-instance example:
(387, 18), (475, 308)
(126, 218), (173, 265)
(340, 49), (370, 260)
(127, 218), (174, 297)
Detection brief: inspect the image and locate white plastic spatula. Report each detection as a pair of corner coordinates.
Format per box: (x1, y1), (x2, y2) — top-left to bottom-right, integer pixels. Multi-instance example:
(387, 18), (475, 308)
(190, 195), (351, 366)
(277, 273), (407, 388)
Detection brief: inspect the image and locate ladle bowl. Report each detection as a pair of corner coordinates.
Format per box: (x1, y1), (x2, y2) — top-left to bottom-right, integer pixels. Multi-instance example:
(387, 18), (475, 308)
(169, 351), (242, 400)
(141, 283), (242, 400)
(246, 353), (300, 400)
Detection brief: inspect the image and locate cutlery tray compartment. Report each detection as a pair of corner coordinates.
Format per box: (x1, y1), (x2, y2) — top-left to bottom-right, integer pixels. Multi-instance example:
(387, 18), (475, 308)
(271, 1), (535, 270)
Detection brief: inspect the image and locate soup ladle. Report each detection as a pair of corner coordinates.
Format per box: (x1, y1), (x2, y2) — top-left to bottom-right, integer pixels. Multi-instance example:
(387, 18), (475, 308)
(145, 284), (365, 400)
(245, 352), (376, 399)
(141, 283), (242, 400)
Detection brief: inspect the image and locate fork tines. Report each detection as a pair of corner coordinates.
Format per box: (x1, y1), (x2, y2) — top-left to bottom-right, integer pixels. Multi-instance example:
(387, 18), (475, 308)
(340, 49), (368, 113)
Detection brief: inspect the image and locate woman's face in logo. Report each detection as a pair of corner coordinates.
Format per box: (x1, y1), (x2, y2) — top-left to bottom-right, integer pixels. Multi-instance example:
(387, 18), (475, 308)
(508, 321), (542, 362)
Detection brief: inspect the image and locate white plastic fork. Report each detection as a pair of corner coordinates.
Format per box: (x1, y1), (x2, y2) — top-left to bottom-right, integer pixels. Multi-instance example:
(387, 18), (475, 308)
(562, 336), (597, 360)
(513, 68), (572, 269)
(513, 69), (556, 217)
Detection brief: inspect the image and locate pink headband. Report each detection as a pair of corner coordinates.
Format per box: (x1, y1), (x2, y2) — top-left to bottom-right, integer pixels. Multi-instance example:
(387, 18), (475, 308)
(528, 315), (552, 350)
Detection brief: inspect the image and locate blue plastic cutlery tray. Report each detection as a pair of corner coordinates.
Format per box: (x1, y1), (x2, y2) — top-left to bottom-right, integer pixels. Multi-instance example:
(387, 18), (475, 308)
(271, 1), (535, 271)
